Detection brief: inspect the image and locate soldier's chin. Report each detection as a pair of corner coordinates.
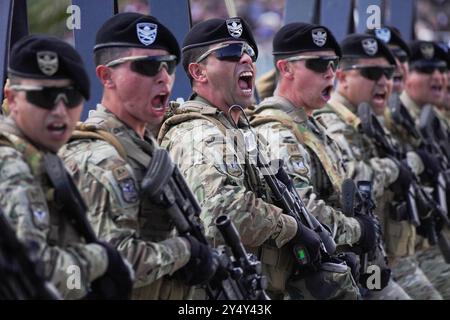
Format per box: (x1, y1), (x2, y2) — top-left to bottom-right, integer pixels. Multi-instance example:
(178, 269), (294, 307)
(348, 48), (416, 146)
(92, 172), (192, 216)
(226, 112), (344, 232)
(371, 100), (386, 115)
(237, 92), (255, 107)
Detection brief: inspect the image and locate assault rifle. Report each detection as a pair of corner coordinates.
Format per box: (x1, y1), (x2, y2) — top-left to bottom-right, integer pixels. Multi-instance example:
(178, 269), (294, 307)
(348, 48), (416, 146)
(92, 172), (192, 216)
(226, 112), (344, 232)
(141, 148), (269, 300)
(341, 179), (391, 290)
(358, 101), (450, 263)
(419, 104), (450, 217)
(43, 153), (133, 299)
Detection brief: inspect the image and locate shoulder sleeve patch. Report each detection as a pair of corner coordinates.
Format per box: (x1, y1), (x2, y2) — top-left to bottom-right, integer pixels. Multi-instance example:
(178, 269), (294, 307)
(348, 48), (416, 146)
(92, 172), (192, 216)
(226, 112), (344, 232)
(287, 143), (302, 157)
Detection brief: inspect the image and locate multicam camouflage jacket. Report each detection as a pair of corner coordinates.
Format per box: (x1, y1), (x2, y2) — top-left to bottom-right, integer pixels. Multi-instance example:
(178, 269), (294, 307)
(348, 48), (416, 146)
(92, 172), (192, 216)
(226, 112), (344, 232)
(59, 104), (191, 300)
(0, 117), (108, 299)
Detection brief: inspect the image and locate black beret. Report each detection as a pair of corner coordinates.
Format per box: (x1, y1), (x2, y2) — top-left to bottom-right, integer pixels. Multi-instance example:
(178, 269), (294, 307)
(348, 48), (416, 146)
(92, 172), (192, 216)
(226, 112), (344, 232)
(182, 17), (258, 59)
(366, 26), (411, 58)
(409, 41), (449, 66)
(8, 34), (90, 100)
(272, 23), (342, 57)
(340, 33), (396, 65)
(94, 12), (180, 61)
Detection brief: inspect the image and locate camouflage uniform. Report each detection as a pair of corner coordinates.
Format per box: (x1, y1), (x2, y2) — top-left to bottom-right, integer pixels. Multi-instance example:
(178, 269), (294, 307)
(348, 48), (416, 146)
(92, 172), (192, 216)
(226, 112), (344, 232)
(380, 110), (442, 301)
(59, 104), (191, 300)
(314, 92), (400, 200)
(0, 117), (108, 299)
(256, 69), (277, 101)
(354, 93), (443, 300)
(250, 96), (362, 247)
(159, 95), (360, 300)
(399, 91), (450, 299)
(314, 93), (421, 299)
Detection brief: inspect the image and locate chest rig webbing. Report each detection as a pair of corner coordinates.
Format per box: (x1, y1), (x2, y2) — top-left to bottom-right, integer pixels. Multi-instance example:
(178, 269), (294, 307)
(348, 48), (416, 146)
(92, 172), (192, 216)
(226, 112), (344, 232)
(251, 99), (345, 198)
(71, 109), (174, 241)
(158, 100), (268, 199)
(0, 122), (80, 246)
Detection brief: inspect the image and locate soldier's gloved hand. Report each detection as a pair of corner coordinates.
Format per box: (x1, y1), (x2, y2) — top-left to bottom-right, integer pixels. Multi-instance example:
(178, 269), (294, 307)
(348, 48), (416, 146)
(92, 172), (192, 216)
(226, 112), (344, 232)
(336, 252), (360, 282)
(89, 241), (133, 299)
(416, 148), (441, 180)
(176, 235), (218, 286)
(390, 160), (414, 193)
(355, 214), (378, 253)
(289, 222), (321, 268)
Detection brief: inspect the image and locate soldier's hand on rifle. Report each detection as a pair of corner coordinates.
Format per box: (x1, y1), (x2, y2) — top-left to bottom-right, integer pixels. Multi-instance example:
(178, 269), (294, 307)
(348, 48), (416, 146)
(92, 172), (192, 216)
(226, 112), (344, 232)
(176, 235), (218, 286)
(416, 148), (441, 180)
(405, 151), (425, 176)
(390, 160), (414, 193)
(90, 241), (134, 299)
(289, 222), (321, 268)
(355, 214), (378, 253)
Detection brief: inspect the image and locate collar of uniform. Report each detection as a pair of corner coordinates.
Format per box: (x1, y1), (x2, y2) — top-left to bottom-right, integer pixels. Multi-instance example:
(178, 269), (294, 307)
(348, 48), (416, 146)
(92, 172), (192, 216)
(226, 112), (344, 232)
(2, 116), (25, 138)
(91, 104), (156, 166)
(331, 92), (357, 114)
(2, 116), (54, 153)
(92, 104), (153, 140)
(399, 91), (422, 120)
(192, 95), (250, 129)
(258, 95), (308, 124)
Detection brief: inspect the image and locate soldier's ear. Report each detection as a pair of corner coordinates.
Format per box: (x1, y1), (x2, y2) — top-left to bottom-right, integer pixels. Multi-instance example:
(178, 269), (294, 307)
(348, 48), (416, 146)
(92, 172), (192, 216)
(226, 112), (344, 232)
(4, 84), (18, 115)
(189, 62), (207, 83)
(335, 69), (347, 87)
(276, 59), (294, 80)
(96, 65), (115, 88)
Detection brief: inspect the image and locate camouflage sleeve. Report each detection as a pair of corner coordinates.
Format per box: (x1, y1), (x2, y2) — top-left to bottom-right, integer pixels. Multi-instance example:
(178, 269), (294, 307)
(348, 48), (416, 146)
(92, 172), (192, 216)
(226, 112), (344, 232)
(59, 140), (190, 288)
(0, 146), (108, 299)
(160, 119), (298, 249)
(317, 112), (399, 199)
(255, 122), (361, 246)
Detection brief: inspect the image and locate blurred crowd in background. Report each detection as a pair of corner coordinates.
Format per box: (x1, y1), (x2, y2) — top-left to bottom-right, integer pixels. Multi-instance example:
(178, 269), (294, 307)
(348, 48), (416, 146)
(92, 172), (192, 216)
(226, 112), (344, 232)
(26, 0), (450, 78)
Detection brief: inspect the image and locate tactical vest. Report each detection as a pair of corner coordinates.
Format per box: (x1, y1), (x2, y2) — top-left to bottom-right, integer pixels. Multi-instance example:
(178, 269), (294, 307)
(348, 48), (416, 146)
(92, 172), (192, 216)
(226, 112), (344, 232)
(0, 122), (83, 248)
(321, 101), (416, 257)
(71, 108), (190, 299)
(72, 109), (175, 242)
(158, 100), (295, 295)
(316, 99), (380, 165)
(158, 100), (267, 199)
(251, 98), (346, 202)
(322, 99), (361, 131)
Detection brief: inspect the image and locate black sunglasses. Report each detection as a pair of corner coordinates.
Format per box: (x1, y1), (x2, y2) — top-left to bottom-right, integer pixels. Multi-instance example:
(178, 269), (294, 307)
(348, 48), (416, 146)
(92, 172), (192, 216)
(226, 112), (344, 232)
(390, 48), (409, 63)
(410, 61), (448, 75)
(285, 55), (340, 73)
(106, 55), (177, 77)
(343, 65), (395, 81)
(196, 42), (256, 63)
(10, 85), (83, 110)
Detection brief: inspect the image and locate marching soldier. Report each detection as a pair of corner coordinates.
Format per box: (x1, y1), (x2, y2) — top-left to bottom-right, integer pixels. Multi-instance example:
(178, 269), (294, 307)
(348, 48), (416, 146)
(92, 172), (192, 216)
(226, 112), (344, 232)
(249, 23), (377, 282)
(314, 33), (428, 299)
(1, 34), (132, 299)
(399, 40), (450, 300)
(158, 17), (360, 300)
(59, 13), (217, 299)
